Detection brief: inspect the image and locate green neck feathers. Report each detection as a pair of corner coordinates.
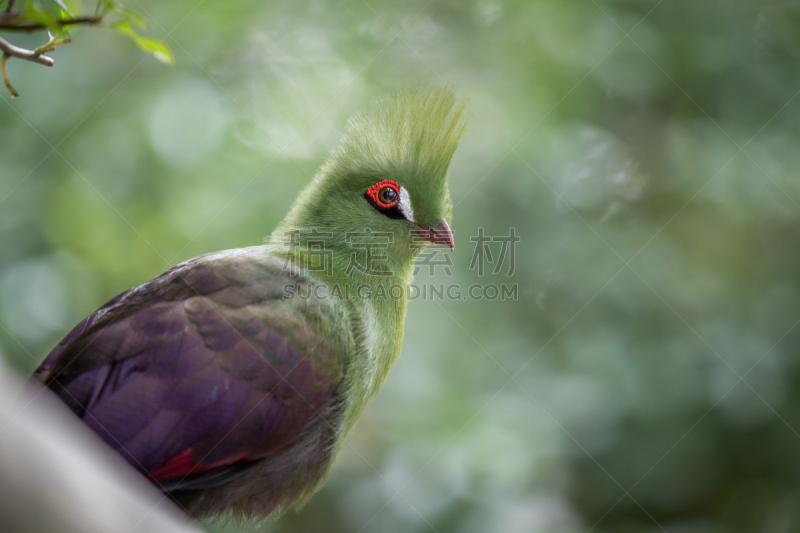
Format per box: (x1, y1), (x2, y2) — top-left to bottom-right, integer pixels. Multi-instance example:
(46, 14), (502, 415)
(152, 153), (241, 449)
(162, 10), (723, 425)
(269, 87), (466, 428)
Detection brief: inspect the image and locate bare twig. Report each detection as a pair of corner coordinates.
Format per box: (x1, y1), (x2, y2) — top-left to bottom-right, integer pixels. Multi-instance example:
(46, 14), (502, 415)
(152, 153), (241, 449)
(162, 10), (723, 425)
(0, 35), (54, 66)
(34, 33), (71, 55)
(0, 5), (132, 97)
(0, 14), (102, 32)
(0, 33), (67, 97)
(1, 54), (17, 97)
(39, 38), (71, 52)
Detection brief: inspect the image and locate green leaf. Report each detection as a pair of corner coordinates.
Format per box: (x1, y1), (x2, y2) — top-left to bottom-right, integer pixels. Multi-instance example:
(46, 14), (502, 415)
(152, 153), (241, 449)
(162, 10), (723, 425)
(118, 8), (147, 28)
(113, 21), (174, 65)
(23, 1), (60, 30)
(51, 0), (72, 17)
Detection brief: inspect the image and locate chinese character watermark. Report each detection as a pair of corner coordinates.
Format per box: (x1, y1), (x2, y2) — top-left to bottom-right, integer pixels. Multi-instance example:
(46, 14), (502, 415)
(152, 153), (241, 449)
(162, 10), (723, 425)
(413, 248), (454, 276)
(344, 228), (394, 277)
(279, 227), (521, 300)
(469, 227), (519, 276)
(282, 229), (334, 276)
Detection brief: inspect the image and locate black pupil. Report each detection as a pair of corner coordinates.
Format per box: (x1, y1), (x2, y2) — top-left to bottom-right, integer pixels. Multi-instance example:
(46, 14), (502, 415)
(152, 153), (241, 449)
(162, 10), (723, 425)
(379, 187), (397, 204)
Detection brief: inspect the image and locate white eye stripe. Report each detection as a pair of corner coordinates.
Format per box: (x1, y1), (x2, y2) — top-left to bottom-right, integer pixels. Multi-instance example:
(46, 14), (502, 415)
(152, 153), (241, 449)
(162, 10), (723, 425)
(398, 186), (415, 222)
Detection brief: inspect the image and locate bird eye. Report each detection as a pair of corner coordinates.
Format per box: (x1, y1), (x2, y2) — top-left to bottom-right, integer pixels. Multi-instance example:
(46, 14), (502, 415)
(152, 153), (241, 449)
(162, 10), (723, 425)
(378, 187), (397, 204)
(365, 180), (400, 209)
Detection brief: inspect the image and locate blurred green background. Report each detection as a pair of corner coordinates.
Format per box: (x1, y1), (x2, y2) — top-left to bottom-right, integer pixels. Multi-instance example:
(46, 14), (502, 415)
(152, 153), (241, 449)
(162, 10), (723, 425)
(3, 0), (800, 531)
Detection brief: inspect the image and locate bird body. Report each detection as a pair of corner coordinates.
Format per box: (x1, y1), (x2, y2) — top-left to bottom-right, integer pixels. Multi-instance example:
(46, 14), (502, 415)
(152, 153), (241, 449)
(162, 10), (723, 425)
(30, 89), (465, 519)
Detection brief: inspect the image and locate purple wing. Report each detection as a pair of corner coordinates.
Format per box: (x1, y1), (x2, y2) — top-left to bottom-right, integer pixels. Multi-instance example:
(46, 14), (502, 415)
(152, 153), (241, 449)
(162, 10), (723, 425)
(32, 249), (345, 490)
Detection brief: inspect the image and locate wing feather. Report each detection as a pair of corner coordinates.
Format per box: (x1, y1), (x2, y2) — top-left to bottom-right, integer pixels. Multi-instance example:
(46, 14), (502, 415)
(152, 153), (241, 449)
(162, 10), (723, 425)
(32, 249), (349, 489)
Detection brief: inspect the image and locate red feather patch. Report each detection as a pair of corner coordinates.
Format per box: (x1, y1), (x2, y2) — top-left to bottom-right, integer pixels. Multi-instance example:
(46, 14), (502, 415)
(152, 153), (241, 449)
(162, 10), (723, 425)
(366, 180), (400, 208)
(150, 448), (205, 480)
(150, 448), (251, 481)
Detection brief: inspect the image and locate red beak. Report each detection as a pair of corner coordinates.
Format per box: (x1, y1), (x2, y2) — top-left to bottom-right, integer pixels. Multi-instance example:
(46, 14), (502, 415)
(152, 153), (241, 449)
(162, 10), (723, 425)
(415, 220), (455, 251)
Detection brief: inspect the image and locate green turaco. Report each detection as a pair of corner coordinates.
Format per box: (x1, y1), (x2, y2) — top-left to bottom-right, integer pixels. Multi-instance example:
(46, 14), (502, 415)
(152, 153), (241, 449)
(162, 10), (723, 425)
(29, 88), (466, 519)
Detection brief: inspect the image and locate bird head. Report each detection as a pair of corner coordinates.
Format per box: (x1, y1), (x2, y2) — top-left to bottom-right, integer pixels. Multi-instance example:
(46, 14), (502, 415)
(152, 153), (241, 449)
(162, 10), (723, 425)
(273, 88), (467, 282)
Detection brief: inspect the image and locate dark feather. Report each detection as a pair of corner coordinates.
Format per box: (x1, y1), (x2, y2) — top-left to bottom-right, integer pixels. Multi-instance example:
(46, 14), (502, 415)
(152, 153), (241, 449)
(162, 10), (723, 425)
(32, 248), (350, 507)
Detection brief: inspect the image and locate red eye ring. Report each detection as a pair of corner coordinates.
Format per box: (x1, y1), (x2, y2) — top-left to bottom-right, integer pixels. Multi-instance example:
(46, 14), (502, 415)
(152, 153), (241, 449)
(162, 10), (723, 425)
(366, 180), (400, 208)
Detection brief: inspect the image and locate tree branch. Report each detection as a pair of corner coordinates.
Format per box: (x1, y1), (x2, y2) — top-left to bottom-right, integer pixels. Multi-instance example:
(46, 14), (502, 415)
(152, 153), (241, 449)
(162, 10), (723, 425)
(0, 3), (109, 98)
(1, 54), (16, 96)
(0, 14), (102, 32)
(0, 5), (159, 98)
(0, 34), (64, 97)
(0, 35), (54, 66)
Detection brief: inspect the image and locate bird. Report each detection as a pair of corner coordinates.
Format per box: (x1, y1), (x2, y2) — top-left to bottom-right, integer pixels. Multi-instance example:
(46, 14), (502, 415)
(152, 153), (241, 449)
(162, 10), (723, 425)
(28, 88), (466, 520)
